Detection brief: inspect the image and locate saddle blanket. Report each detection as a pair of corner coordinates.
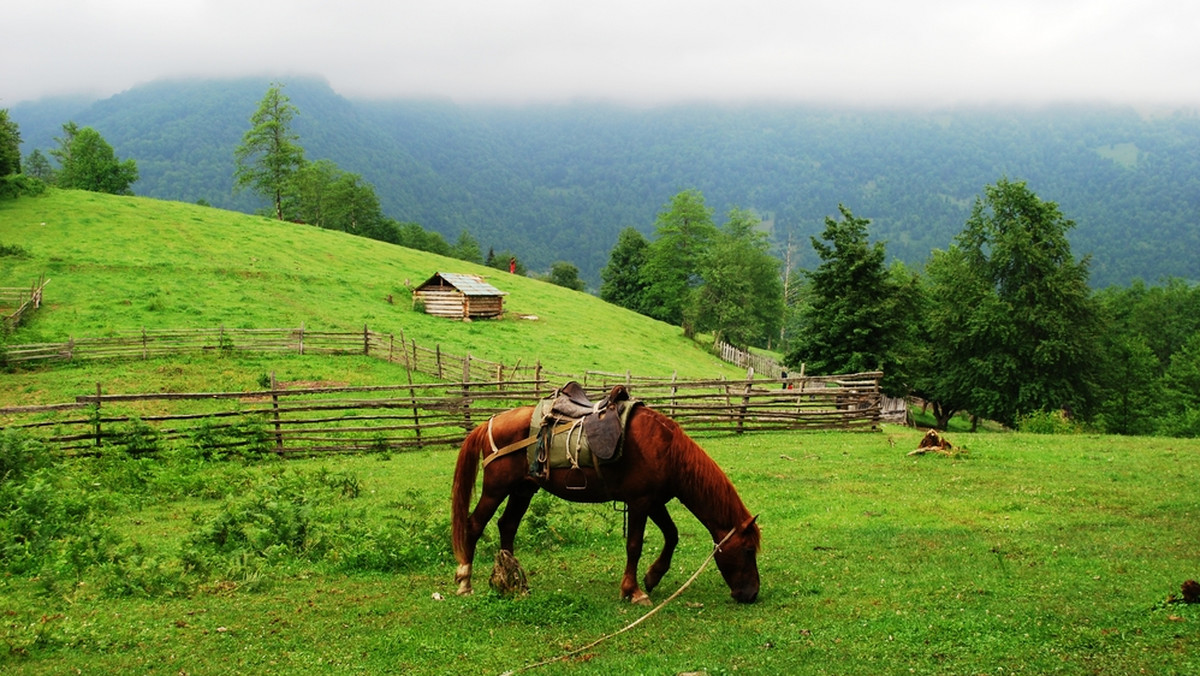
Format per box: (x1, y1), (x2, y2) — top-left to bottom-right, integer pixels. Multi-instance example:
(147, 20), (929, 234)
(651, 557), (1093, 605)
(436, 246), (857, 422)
(527, 389), (638, 476)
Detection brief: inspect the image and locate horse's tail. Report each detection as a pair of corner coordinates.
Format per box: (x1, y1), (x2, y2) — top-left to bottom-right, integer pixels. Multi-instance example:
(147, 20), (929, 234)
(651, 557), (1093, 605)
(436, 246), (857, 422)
(451, 421), (487, 564)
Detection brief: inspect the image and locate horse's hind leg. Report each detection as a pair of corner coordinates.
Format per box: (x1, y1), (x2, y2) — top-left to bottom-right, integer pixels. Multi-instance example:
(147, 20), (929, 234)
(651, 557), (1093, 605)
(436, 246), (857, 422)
(456, 489), (507, 596)
(643, 503), (678, 594)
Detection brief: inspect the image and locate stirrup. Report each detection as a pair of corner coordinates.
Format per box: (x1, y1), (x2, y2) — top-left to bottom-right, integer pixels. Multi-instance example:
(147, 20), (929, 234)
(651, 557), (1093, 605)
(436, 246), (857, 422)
(564, 466), (587, 490)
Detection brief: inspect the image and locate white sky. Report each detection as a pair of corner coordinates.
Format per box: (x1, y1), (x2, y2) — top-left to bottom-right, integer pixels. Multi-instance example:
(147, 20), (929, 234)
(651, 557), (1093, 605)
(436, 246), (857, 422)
(5, 0), (1199, 107)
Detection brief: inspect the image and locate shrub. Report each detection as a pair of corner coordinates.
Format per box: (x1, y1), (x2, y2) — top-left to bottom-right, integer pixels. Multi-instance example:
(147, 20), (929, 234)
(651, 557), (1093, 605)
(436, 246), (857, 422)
(1015, 409), (1083, 434)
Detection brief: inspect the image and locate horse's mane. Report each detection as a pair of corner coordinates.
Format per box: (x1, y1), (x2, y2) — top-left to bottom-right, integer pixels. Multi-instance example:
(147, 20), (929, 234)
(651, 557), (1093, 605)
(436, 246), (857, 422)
(649, 407), (762, 551)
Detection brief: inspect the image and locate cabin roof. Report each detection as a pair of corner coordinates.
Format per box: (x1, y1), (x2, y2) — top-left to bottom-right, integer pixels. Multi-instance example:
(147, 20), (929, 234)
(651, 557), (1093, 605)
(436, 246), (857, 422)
(414, 272), (508, 297)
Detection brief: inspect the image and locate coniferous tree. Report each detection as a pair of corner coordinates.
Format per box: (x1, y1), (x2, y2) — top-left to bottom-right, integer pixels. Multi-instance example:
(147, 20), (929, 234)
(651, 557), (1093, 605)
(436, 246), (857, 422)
(785, 205), (909, 386)
(600, 226), (650, 312)
(234, 83), (305, 220)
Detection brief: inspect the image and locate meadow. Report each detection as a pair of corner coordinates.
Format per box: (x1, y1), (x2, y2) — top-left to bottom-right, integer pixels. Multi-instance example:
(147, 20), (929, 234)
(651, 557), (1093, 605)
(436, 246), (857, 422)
(2, 191), (1198, 674)
(2, 423), (1197, 675)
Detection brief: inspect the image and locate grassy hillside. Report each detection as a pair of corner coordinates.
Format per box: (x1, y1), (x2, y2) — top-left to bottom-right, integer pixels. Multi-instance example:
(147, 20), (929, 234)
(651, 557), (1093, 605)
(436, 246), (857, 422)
(0, 190), (743, 404)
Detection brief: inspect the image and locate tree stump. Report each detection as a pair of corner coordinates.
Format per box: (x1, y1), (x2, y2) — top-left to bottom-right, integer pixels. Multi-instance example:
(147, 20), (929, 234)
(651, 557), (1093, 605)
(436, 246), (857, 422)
(907, 429), (958, 456)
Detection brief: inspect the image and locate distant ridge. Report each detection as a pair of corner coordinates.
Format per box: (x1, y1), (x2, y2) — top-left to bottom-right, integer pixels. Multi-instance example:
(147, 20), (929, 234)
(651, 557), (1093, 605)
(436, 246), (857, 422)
(12, 77), (1200, 287)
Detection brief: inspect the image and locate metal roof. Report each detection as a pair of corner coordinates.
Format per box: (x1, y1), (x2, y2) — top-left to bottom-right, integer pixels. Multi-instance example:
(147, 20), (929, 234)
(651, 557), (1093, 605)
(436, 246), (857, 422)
(416, 272), (508, 297)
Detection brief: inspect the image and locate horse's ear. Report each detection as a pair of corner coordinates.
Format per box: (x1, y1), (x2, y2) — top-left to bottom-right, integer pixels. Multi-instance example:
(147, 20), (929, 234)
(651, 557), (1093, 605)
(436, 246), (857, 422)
(739, 514), (759, 532)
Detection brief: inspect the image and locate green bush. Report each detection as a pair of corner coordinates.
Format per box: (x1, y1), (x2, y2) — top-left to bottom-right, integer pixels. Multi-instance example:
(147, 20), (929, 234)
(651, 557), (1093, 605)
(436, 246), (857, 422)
(1015, 409), (1083, 434)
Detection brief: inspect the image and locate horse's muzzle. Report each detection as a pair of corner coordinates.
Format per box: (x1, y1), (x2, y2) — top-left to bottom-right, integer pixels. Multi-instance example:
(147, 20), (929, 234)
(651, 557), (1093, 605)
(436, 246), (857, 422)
(732, 585), (759, 603)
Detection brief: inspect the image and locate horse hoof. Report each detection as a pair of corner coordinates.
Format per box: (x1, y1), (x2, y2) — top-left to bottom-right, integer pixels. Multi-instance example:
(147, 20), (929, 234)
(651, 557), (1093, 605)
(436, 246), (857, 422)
(630, 590), (653, 606)
(457, 584), (474, 596)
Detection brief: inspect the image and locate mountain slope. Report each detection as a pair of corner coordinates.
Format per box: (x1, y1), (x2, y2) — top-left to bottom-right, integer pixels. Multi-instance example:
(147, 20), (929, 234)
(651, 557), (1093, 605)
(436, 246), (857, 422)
(11, 79), (1200, 287)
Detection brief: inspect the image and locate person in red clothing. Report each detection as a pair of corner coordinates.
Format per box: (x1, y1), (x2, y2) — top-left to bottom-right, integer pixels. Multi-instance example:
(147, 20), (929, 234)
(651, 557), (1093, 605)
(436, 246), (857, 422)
(509, 257), (516, 273)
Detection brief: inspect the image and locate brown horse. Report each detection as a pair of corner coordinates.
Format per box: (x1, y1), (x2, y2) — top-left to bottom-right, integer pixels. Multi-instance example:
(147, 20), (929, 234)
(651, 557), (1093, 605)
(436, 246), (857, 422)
(451, 401), (761, 604)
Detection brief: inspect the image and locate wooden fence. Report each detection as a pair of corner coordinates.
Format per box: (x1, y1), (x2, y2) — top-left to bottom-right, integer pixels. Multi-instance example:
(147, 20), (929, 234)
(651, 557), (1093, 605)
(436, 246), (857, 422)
(0, 324), (573, 383)
(0, 372), (884, 457)
(0, 275), (48, 331)
(714, 339), (785, 378)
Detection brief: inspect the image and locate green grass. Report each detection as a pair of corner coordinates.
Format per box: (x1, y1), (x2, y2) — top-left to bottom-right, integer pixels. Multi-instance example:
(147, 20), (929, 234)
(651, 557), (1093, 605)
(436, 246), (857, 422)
(3, 190), (1198, 674)
(2, 427), (1197, 674)
(1, 190), (743, 404)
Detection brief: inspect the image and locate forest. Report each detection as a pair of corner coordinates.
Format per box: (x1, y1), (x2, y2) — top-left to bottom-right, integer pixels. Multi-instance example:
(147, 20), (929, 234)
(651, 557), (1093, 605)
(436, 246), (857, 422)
(10, 76), (1200, 288)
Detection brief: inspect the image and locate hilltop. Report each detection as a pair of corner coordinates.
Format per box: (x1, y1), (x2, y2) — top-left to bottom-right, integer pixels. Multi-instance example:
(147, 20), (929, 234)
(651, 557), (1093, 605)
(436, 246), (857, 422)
(0, 190), (743, 403)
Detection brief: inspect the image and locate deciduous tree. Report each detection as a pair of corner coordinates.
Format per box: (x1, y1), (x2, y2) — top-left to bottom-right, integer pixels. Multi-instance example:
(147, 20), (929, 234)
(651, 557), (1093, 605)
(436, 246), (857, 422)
(692, 208), (783, 348)
(922, 178), (1100, 428)
(0, 110), (21, 177)
(641, 189), (717, 332)
(546, 261), (586, 291)
(50, 122), (138, 195)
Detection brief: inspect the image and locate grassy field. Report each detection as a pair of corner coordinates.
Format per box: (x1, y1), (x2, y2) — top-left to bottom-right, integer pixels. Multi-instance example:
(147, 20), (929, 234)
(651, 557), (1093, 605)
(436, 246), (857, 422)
(2, 425), (1197, 675)
(3, 190), (1198, 674)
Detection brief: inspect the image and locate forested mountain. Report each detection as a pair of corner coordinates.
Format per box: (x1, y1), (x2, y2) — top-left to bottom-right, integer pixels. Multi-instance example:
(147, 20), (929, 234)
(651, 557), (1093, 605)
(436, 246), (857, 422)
(12, 76), (1200, 287)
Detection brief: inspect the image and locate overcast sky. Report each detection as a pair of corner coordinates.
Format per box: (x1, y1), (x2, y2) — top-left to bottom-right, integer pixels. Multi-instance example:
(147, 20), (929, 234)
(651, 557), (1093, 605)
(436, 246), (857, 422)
(6, 0), (1199, 107)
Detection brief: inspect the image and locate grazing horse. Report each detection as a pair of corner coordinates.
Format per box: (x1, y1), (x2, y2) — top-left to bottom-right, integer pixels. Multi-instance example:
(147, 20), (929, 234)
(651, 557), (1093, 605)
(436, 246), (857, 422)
(451, 401), (761, 604)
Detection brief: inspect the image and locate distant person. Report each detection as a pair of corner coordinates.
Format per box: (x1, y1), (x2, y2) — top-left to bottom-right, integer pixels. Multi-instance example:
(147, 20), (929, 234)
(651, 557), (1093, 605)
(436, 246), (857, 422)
(509, 257), (516, 274)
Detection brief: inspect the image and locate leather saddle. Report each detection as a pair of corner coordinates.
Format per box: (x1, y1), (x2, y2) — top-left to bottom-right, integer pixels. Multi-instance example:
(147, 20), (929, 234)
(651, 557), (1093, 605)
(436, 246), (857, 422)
(542, 381), (631, 463)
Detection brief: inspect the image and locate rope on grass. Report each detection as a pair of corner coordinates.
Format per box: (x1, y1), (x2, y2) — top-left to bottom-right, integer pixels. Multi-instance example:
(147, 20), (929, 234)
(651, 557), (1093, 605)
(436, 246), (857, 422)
(498, 526), (741, 676)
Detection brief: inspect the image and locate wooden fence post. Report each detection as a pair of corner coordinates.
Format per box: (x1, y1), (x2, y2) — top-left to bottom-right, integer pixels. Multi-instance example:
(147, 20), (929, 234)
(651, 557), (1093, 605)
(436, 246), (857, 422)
(535, 361), (543, 396)
(94, 382), (103, 448)
(436, 344), (444, 379)
(363, 324), (370, 356)
(142, 327), (148, 360)
(404, 360), (422, 448)
(461, 353), (473, 432)
(298, 322), (306, 355)
(270, 372), (284, 456)
(670, 371), (678, 418)
(738, 369), (753, 435)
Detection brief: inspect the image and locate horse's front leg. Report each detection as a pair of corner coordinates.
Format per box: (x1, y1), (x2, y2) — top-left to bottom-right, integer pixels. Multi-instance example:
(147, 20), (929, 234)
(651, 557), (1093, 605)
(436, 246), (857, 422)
(643, 503), (678, 595)
(621, 503), (653, 606)
(496, 481), (537, 553)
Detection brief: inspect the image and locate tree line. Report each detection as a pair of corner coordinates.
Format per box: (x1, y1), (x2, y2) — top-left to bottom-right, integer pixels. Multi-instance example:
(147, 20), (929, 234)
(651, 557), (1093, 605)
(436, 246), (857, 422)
(1, 110), (137, 199)
(602, 179), (1200, 437)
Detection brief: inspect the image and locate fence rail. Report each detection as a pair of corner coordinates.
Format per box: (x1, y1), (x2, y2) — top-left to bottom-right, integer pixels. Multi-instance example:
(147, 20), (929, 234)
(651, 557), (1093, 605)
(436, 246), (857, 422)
(0, 373), (884, 457)
(0, 275), (48, 330)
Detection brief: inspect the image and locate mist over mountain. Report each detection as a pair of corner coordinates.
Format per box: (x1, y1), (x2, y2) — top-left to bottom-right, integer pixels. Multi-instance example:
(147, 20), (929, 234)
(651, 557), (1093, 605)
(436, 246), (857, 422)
(12, 76), (1200, 288)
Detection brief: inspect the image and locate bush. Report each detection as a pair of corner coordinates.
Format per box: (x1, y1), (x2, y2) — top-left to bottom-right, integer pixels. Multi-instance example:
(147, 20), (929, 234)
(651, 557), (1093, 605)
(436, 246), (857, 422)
(1015, 409), (1083, 434)
(181, 467), (362, 573)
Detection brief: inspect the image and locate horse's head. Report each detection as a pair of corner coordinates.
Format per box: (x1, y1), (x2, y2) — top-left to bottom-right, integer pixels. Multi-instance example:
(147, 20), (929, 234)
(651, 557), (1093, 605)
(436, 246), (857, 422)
(714, 515), (760, 603)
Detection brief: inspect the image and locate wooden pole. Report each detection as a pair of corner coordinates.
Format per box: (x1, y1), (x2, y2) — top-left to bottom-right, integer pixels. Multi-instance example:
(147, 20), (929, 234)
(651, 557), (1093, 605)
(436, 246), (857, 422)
(462, 353), (473, 432)
(271, 372), (284, 455)
(94, 382), (102, 448)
